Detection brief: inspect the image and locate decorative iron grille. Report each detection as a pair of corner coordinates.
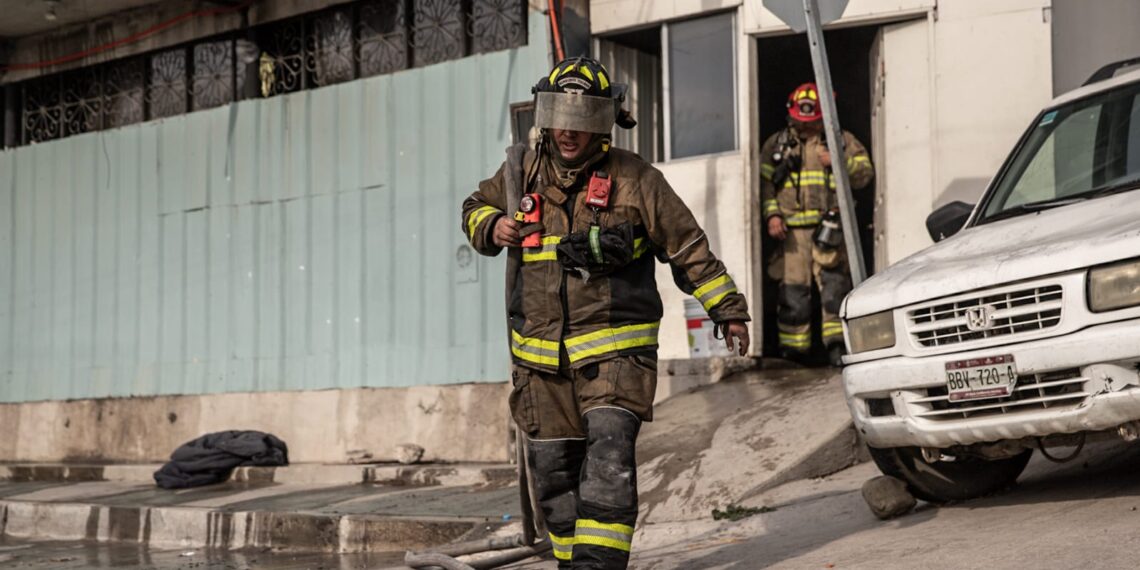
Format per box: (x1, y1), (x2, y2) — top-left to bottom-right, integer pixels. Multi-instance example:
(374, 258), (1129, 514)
(192, 40), (235, 110)
(359, 0), (409, 76)
(148, 48), (188, 119)
(412, 0), (466, 67)
(307, 7), (357, 87)
(261, 19), (307, 97)
(22, 77), (63, 143)
(103, 59), (146, 129)
(7, 0), (527, 147)
(472, 0), (526, 54)
(62, 68), (103, 136)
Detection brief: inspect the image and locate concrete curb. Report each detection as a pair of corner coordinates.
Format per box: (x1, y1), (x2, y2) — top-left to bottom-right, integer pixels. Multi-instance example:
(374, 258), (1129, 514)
(0, 463), (517, 487)
(0, 500), (497, 553)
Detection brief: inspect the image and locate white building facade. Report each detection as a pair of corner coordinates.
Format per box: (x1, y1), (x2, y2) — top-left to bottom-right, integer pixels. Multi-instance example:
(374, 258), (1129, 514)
(590, 0), (1140, 358)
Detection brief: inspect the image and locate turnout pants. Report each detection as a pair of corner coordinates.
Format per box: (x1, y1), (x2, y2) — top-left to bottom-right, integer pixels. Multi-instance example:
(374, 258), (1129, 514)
(770, 227), (852, 354)
(509, 356), (657, 570)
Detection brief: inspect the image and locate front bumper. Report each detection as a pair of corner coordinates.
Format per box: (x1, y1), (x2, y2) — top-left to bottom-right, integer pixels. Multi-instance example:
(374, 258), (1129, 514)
(844, 318), (1140, 449)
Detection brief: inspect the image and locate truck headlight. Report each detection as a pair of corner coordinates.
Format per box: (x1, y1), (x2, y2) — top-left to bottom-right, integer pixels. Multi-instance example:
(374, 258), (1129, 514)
(1088, 258), (1140, 312)
(847, 311), (896, 353)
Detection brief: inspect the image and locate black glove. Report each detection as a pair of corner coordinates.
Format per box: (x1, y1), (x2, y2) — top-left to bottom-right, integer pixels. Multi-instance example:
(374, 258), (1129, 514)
(557, 223), (635, 275)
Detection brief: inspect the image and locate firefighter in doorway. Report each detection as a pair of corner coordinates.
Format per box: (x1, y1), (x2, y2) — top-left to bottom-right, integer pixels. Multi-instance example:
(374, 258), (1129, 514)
(462, 57), (750, 569)
(761, 82), (874, 367)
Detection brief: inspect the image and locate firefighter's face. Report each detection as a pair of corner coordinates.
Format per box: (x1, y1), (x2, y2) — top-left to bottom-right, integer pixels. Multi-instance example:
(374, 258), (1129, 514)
(552, 129), (592, 161)
(793, 119), (824, 136)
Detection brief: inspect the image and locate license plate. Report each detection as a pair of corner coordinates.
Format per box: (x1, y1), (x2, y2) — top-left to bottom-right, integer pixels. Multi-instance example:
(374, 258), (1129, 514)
(945, 355), (1018, 402)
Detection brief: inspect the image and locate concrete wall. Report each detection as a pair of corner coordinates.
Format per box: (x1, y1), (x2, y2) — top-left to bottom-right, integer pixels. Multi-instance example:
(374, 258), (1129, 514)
(592, 0), (742, 34)
(1052, 0), (1140, 97)
(656, 153), (751, 359)
(742, 0), (1054, 268)
(590, 4), (758, 358)
(0, 383), (511, 464)
(0, 13), (550, 403)
(742, 0), (935, 33)
(871, 2), (1054, 267)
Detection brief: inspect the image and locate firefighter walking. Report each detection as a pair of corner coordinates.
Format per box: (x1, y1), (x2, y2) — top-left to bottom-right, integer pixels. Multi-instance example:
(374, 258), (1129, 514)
(761, 83), (874, 366)
(462, 57), (751, 569)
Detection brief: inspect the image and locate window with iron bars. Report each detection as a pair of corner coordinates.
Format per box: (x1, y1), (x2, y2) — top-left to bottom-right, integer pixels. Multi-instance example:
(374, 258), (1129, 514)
(5, 0), (528, 148)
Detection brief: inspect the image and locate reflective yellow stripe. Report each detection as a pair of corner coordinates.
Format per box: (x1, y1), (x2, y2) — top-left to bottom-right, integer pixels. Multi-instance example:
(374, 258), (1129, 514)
(763, 199), (780, 216)
(466, 205), (501, 239)
(693, 274), (737, 312)
(523, 235), (562, 263)
(848, 155), (871, 169)
(598, 70), (609, 91)
(564, 322), (659, 363)
(786, 210), (822, 227)
(822, 322), (845, 338)
(575, 534), (632, 552)
(511, 330), (560, 367)
(579, 66), (594, 81)
(550, 532), (575, 561)
(575, 519), (633, 552)
(760, 163), (776, 181)
(779, 332), (811, 349)
(632, 237), (651, 260)
(797, 170), (828, 185)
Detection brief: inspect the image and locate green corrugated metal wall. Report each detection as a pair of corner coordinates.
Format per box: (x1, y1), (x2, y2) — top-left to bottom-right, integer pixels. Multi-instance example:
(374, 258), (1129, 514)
(0, 14), (548, 403)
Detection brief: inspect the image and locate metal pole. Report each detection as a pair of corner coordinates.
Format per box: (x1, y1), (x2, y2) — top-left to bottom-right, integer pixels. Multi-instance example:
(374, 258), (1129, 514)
(801, 0), (867, 285)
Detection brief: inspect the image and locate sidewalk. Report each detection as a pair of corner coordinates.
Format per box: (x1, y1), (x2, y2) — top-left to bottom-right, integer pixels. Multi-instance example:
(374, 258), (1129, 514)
(0, 464), (521, 554)
(0, 363), (861, 562)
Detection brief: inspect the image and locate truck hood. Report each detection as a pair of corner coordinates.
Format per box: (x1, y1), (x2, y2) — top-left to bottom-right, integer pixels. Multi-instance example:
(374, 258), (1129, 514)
(845, 191), (1140, 318)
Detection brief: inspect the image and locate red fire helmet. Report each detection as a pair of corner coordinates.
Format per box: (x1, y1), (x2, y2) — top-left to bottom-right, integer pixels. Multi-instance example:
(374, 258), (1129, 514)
(787, 82), (827, 122)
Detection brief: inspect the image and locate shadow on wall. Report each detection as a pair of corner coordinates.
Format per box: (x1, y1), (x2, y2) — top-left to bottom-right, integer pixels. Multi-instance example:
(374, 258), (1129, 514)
(935, 177), (990, 209)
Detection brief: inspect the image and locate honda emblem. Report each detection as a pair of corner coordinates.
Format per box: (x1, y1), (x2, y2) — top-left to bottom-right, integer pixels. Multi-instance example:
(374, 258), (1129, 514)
(964, 306), (995, 331)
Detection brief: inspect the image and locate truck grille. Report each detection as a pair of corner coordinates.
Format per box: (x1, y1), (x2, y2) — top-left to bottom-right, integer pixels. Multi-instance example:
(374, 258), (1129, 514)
(908, 285), (1063, 348)
(910, 369), (1088, 421)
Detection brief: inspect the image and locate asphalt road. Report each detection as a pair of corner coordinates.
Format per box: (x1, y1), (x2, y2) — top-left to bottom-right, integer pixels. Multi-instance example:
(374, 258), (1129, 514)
(5, 440), (1140, 569)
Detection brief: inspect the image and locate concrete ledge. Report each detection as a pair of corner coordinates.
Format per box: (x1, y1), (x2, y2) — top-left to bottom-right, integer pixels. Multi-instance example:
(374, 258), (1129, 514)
(0, 501), (490, 553)
(0, 463), (517, 487)
(0, 383), (512, 465)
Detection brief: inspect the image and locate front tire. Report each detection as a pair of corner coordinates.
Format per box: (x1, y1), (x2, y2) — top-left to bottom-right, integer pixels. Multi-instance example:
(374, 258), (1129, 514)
(867, 445), (1032, 503)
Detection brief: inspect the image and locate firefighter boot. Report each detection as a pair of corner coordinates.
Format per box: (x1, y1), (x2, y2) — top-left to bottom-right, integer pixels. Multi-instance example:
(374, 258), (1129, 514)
(528, 437), (587, 568)
(573, 407), (640, 569)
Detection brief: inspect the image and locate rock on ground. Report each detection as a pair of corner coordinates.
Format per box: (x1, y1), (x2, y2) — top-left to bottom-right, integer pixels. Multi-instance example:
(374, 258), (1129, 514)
(861, 475), (916, 520)
(396, 444), (426, 465)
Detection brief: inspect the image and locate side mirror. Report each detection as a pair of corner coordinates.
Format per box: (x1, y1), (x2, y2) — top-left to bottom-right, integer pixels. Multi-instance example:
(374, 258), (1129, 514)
(925, 201), (974, 243)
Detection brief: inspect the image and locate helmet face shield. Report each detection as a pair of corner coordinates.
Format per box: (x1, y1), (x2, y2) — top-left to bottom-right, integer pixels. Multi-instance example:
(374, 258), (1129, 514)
(534, 91), (616, 134)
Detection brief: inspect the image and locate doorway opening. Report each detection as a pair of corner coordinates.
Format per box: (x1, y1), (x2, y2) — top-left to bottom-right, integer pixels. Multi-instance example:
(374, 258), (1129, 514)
(756, 25), (879, 361)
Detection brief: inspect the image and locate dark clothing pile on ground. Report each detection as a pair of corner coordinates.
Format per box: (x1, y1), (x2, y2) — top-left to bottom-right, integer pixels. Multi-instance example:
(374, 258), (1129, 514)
(153, 430), (288, 489)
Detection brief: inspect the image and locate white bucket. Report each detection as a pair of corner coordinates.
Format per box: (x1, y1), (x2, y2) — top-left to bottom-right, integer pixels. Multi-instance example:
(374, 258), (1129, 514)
(684, 298), (731, 359)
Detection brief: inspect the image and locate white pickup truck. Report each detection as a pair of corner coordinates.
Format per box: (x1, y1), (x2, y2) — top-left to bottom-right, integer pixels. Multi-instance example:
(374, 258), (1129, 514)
(842, 58), (1140, 502)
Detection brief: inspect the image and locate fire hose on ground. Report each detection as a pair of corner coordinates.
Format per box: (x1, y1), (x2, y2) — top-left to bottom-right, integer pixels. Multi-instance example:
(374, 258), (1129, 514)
(404, 534), (552, 569)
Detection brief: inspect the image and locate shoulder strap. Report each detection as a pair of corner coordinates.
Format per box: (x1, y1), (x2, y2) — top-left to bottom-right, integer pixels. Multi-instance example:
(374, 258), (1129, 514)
(503, 143), (529, 215)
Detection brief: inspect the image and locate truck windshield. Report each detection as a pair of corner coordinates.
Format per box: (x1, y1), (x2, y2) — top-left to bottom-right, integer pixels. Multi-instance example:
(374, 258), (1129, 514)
(979, 81), (1140, 223)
